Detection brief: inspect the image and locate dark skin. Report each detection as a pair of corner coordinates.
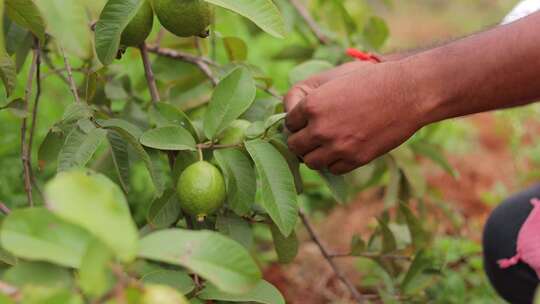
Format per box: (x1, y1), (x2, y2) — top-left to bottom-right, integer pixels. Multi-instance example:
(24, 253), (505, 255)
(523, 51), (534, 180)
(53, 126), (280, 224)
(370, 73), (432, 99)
(285, 11), (540, 175)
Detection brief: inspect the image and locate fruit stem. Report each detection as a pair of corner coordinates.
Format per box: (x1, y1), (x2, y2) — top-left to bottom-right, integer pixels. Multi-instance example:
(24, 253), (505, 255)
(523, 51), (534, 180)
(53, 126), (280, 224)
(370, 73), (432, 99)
(197, 146), (204, 161)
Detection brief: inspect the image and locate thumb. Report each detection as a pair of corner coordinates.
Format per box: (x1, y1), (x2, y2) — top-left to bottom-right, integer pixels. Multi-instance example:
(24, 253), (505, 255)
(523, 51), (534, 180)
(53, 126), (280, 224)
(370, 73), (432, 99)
(284, 84), (313, 112)
(284, 61), (370, 111)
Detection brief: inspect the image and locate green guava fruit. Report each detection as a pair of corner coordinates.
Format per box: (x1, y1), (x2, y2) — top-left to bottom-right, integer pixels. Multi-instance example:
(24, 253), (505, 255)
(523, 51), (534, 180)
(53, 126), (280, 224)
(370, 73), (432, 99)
(152, 0), (212, 38)
(176, 161), (226, 220)
(219, 119), (251, 145)
(120, 0), (154, 47)
(142, 285), (189, 304)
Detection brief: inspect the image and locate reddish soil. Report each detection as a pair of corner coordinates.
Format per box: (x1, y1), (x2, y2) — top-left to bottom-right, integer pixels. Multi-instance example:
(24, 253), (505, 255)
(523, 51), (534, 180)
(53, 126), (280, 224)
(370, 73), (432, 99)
(263, 112), (537, 303)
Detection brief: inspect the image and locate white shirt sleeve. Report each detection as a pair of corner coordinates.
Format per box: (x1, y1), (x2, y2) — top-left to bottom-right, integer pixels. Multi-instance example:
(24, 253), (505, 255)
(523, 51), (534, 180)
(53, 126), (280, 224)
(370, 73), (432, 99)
(502, 0), (540, 24)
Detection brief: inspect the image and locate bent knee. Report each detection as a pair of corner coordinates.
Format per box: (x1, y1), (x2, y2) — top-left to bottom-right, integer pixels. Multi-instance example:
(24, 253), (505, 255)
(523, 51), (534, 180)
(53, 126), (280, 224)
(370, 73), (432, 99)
(483, 185), (540, 304)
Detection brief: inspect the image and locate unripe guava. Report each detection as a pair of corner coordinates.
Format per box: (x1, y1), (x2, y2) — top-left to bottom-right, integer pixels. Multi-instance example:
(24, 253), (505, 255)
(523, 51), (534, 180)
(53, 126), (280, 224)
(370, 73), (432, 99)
(177, 161), (226, 220)
(219, 119), (251, 145)
(121, 0), (154, 47)
(152, 0), (212, 38)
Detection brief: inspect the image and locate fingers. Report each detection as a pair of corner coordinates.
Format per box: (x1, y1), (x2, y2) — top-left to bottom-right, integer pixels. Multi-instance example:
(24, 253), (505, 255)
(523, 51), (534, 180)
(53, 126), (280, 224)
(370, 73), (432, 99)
(287, 128), (320, 157)
(284, 84), (311, 112)
(303, 148), (337, 170)
(328, 160), (355, 175)
(285, 101), (308, 132)
(284, 62), (368, 111)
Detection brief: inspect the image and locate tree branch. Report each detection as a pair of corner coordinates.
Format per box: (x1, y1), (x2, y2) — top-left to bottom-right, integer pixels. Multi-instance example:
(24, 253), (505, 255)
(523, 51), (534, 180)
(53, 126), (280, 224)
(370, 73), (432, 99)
(146, 44), (218, 86)
(21, 46), (39, 207)
(60, 47), (81, 103)
(42, 52), (70, 85)
(289, 0), (330, 45)
(139, 44), (160, 103)
(28, 40), (43, 200)
(299, 211), (365, 303)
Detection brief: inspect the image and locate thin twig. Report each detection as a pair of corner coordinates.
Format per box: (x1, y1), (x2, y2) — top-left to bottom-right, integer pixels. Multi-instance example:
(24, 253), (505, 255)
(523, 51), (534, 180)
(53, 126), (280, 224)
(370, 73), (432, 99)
(42, 52), (70, 85)
(289, 0), (330, 45)
(329, 252), (412, 261)
(146, 44), (218, 86)
(148, 44), (284, 96)
(153, 28), (165, 46)
(196, 142), (243, 150)
(299, 211), (365, 303)
(146, 44), (215, 66)
(21, 46), (39, 207)
(28, 40), (43, 200)
(60, 47), (81, 103)
(139, 44), (160, 103)
(28, 40), (41, 170)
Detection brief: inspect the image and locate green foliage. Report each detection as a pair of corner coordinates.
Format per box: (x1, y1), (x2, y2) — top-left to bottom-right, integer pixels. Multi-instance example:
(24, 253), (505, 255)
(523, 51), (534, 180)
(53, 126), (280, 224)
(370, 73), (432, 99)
(95, 0), (147, 64)
(246, 139), (298, 237)
(203, 66), (256, 140)
(204, 0), (286, 38)
(138, 229), (261, 293)
(0, 0), (501, 302)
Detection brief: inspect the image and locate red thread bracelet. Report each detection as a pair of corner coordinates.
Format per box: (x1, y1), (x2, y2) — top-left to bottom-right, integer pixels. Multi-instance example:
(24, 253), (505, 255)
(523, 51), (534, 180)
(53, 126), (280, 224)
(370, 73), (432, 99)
(346, 48), (382, 63)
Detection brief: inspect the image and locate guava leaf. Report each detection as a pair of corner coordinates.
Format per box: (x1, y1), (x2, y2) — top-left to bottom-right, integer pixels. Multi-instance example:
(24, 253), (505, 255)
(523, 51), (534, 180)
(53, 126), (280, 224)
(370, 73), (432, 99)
(5, 0), (46, 42)
(78, 239), (115, 297)
(0, 208), (92, 268)
(38, 127), (65, 170)
(288, 60), (333, 85)
(140, 126), (197, 151)
(100, 118), (164, 195)
(149, 102), (199, 141)
(0, 98), (26, 117)
(203, 0), (286, 38)
(399, 203), (429, 250)
(203, 67), (256, 140)
(377, 218), (397, 254)
(142, 270), (195, 294)
(34, 0), (92, 57)
(363, 16), (389, 50)
(95, 0), (145, 65)
(0, 2), (17, 97)
(269, 135), (303, 194)
(214, 148), (256, 216)
(146, 189), (181, 229)
(319, 169), (349, 203)
(4, 261), (72, 289)
(391, 147), (427, 198)
(107, 130), (130, 193)
(270, 223), (298, 264)
(410, 141), (456, 177)
(57, 123), (107, 172)
(216, 213), (253, 249)
(400, 250), (433, 294)
(245, 139), (298, 237)
(45, 170), (139, 262)
(138, 229), (261, 294)
(199, 280), (285, 304)
(223, 37), (247, 61)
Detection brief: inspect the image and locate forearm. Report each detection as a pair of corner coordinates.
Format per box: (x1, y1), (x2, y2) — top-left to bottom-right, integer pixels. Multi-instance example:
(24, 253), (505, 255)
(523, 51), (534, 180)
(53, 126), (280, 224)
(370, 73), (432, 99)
(404, 11), (540, 125)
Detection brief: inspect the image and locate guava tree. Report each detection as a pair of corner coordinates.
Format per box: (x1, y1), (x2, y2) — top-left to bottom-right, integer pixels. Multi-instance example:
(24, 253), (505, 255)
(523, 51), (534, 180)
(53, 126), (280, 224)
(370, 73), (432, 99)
(0, 0), (457, 303)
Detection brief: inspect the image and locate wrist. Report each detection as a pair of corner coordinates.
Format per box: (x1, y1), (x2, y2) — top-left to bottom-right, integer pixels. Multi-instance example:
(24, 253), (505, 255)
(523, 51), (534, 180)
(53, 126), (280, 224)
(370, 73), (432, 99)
(398, 52), (455, 127)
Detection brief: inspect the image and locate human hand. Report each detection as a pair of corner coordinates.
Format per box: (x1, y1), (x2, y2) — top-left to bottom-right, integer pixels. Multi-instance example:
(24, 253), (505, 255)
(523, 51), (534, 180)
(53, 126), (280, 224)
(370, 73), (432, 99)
(284, 61), (373, 111)
(285, 61), (425, 175)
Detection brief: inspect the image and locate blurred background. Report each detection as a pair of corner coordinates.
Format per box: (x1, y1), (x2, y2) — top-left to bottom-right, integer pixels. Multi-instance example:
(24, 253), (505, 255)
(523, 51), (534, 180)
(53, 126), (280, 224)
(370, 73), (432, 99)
(2, 0), (538, 303)
(264, 1), (540, 303)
